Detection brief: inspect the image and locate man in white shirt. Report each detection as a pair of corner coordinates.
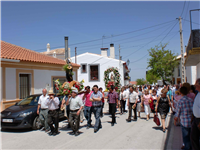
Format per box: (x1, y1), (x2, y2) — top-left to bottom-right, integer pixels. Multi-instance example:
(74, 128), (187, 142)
(124, 86), (129, 112)
(37, 89), (49, 132)
(45, 92), (60, 136)
(61, 88), (84, 136)
(191, 78), (200, 150)
(126, 86), (138, 122)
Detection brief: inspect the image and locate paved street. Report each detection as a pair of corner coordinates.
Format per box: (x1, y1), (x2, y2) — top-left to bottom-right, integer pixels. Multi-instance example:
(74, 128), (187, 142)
(1, 101), (171, 150)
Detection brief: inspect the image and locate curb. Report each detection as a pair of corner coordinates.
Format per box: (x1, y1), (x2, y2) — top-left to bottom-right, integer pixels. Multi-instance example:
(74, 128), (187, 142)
(163, 113), (174, 150)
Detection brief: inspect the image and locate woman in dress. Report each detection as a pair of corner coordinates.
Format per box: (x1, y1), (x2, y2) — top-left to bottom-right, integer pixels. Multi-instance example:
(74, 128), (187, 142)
(151, 89), (158, 117)
(119, 87), (126, 115)
(136, 86), (143, 118)
(141, 89), (152, 121)
(155, 89), (171, 132)
(148, 85), (152, 94)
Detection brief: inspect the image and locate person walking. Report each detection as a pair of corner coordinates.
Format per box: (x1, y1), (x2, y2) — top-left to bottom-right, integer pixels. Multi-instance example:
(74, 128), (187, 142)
(137, 86), (143, 118)
(126, 86), (138, 122)
(46, 92), (60, 136)
(119, 87), (126, 115)
(82, 86), (93, 129)
(152, 89), (158, 117)
(37, 89), (50, 132)
(155, 89), (171, 132)
(99, 87), (105, 117)
(174, 87), (193, 150)
(90, 85), (103, 133)
(190, 78), (200, 150)
(61, 89), (84, 136)
(106, 85), (119, 126)
(141, 89), (152, 121)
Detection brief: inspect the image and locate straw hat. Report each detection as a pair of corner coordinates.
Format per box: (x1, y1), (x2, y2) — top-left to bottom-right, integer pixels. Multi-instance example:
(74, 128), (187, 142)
(48, 90), (55, 95)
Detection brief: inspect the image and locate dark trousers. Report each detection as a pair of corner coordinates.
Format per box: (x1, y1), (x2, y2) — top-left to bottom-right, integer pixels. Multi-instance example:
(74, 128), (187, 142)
(191, 117), (200, 150)
(84, 106), (92, 127)
(101, 103), (104, 117)
(47, 109), (59, 133)
(92, 106), (102, 130)
(181, 125), (191, 150)
(109, 103), (116, 124)
(120, 100), (125, 113)
(69, 111), (80, 133)
(128, 103), (137, 120)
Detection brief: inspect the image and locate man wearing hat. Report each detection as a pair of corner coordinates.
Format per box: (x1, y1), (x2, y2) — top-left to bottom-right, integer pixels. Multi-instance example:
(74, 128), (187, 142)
(61, 88), (84, 136)
(45, 91), (60, 136)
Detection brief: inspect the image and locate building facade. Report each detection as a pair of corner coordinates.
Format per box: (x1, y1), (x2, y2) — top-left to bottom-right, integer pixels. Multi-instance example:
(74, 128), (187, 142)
(1, 41), (80, 111)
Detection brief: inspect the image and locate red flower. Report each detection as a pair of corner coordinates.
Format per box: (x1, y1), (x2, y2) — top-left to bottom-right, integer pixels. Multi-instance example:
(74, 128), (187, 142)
(56, 87), (59, 90)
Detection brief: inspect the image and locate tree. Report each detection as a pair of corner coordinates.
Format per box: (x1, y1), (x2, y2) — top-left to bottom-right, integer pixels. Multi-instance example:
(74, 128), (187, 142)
(146, 70), (160, 84)
(147, 43), (179, 85)
(136, 78), (147, 85)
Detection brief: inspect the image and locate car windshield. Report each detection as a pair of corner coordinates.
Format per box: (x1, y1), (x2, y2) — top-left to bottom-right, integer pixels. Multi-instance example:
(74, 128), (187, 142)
(17, 96), (40, 106)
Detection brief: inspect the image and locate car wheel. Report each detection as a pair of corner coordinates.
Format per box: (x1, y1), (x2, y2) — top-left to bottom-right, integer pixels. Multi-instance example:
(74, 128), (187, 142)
(32, 116), (42, 130)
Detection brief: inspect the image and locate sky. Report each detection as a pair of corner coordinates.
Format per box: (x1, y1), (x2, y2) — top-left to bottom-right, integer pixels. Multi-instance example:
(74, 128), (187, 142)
(1, 1), (200, 81)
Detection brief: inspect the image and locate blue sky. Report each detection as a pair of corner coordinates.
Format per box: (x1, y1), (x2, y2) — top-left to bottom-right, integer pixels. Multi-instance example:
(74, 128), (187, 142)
(2, 1), (200, 81)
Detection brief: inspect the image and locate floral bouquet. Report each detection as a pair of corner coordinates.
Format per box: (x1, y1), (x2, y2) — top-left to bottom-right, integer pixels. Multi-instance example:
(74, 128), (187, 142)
(54, 79), (85, 95)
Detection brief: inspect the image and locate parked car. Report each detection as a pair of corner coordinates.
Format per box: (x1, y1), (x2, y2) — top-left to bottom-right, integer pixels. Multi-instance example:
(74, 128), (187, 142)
(1, 94), (66, 130)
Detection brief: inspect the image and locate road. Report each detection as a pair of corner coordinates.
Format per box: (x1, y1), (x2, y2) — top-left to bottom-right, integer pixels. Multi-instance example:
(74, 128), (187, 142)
(1, 101), (170, 149)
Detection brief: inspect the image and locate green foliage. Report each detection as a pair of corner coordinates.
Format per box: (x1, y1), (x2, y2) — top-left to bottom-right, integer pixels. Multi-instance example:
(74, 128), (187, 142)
(136, 78), (147, 85)
(146, 70), (160, 84)
(147, 43), (179, 85)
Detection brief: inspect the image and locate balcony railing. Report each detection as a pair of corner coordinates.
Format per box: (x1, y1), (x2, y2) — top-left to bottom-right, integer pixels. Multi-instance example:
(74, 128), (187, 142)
(186, 29), (200, 54)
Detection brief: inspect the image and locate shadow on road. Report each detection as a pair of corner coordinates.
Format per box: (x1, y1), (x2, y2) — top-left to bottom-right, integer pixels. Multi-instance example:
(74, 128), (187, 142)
(152, 126), (168, 131)
(1, 128), (34, 133)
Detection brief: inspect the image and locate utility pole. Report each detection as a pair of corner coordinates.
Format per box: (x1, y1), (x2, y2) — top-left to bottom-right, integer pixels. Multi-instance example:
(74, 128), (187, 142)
(177, 17), (185, 83)
(75, 47), (77, 64)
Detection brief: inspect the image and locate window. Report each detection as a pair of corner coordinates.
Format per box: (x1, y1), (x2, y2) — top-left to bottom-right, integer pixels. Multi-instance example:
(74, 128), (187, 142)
(89, 65), (99, 81)
(81, 64), (87, 73)
(19, 74), (31, 99)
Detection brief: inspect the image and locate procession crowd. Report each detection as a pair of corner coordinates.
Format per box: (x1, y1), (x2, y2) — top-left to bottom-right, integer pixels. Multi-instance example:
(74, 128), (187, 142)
(36, 78), (200, 150)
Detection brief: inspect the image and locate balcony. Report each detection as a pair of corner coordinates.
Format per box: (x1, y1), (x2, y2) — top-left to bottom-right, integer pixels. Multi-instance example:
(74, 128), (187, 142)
(185, 29), (200, 66)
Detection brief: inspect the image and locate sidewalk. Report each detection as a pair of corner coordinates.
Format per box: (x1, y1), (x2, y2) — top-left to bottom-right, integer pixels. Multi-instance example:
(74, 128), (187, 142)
(165, 114), (183, 150)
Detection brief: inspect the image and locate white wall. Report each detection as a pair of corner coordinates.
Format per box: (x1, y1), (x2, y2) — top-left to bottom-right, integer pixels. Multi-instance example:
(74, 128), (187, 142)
(0, 67), (3, 101)
(34, 69), (66, 94)
(197, 62), (200, 79)
(5, 68), (16, 100)
(71, 53), (125, 90)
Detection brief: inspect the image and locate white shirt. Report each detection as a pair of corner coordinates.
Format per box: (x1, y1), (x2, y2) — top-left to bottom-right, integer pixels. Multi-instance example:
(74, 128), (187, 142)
(157, 88), (162, 96)
(193, 93), (200, 118)
(69, 96), (84, 111)
(45, 97), (60, 110)
(128, 91), (138, 103)
(38, 94), (49, 109)
(119, 91), (126, 100)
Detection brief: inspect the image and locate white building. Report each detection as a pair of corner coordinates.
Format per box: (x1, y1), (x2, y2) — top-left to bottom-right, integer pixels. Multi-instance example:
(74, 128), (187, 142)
(1, 41), (80, 111)
(185, 29), (200, 81)
(173, 52), (197, 85)
(71, 44), (130, 89)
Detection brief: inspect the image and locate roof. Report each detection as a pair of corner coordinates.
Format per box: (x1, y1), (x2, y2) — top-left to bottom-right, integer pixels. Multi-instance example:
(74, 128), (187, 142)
(130, 81), (137, 85)
(42, 48), (66, 55)
(71, 52), (126, 63)
(1, 41), (80, 67)
(176, 52), (186, 60)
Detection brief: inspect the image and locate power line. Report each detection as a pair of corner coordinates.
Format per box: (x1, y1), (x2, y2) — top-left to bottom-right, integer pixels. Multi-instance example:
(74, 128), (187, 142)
(33, 19), (176, 52)
(180, 1), (186, 17)
(182, 19), (200, 25)
(123, 20), (179, 59)
(183, 0), (190, 26)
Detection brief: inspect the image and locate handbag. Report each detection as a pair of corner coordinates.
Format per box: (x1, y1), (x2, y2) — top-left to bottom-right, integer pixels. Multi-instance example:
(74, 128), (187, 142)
(153, 114), (160, 126)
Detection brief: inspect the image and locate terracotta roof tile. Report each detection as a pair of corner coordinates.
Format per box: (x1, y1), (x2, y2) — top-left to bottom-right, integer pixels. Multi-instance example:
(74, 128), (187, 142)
(130, 81), (137, 85)
(1, 41), (80, 67)
(42, 48), (65, 54)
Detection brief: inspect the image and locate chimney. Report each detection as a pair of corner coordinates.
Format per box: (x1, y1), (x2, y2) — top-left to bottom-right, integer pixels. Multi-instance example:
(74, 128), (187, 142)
(68, 48), (70, 58)
(65, 37), (68, 59)
(101, 48), (108, 57)
(110, 43), (115, 59)
(47, 43), (50, 52)
(53, 51), (56, 58)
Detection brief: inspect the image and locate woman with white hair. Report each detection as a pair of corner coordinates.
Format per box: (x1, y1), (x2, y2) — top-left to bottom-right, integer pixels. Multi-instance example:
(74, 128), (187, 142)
(141, 89), (152, 121)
